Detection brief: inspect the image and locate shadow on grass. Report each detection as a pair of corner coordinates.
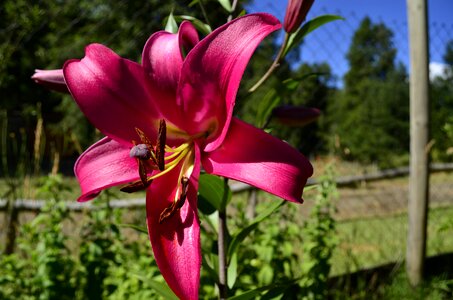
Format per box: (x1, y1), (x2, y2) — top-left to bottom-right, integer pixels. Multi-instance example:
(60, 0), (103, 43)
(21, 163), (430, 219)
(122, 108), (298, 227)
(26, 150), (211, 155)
(328, 252), (453, 299)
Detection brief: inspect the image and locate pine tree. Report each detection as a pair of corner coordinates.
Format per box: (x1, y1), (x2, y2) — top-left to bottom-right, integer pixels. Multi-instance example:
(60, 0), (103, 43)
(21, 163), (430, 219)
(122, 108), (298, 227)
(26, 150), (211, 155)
(328, 17), (409, 166)
(430, 39), (453, 161)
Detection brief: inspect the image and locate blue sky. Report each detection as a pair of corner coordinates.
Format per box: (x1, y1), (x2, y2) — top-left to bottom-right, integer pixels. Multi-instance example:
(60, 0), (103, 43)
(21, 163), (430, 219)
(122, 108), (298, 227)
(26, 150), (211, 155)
(247, 0), (453, 83)
(247, 0), (453, 24)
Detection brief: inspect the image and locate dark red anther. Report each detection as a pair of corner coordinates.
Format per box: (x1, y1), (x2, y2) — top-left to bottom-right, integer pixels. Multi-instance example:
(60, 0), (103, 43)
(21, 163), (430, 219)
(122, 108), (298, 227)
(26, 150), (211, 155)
(130, 144), (151, 159)
(156, 119), (166, 171)
(159, 176), (190, 223)
(120, 177), (153, 193)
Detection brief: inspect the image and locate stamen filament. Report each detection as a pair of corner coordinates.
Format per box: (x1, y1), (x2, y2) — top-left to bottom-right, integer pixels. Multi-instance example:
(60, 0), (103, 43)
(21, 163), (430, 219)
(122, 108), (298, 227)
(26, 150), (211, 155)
(165, 147), (190, 169)
(173, 148), (194, 203)
(165, 151), (181, 161)
(165, 143), (190, 160)
(149, 147), (190, 180)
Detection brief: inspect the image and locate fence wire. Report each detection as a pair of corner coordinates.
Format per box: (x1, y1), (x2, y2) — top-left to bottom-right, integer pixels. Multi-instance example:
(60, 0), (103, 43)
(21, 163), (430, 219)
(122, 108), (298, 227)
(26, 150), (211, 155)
(0, 1), (452, 282)
(249, 2), (453, 276)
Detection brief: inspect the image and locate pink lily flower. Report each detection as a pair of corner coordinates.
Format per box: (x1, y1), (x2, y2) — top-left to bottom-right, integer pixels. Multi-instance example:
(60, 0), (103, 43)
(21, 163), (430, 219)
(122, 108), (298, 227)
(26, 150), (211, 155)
(62, 14), (312, 299)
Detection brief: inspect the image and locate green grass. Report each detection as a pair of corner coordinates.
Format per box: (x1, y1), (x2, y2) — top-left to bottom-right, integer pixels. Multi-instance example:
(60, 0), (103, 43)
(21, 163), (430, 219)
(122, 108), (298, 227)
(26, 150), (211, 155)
(0, 175), (145, 201)
(330, 268), (453, 299)
(379, 271), (453, 300)
(331, 206), (453, 275)
(229, 187), (453, 277)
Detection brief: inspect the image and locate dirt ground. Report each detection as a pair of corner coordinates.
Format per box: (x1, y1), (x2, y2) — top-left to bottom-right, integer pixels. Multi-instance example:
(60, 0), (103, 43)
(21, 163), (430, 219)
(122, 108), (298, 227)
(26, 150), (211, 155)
(303, 172), (453, 220)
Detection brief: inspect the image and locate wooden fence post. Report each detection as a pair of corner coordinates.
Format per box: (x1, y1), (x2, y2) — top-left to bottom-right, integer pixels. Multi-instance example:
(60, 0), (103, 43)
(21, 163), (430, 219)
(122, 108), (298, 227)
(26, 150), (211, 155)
(406, 0), (430, 286)
(4, 200), (19, 254)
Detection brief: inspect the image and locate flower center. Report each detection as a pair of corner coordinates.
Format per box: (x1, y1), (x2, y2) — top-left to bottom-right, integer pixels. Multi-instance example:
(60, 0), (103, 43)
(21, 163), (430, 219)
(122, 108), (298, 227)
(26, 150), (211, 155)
(120, 119), (196, 223)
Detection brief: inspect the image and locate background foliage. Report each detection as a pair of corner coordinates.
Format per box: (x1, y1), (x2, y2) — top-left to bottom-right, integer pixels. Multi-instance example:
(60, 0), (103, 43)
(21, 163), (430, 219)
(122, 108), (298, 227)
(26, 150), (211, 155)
(1, 0), (453, 299)
(3, 0), (453, 172)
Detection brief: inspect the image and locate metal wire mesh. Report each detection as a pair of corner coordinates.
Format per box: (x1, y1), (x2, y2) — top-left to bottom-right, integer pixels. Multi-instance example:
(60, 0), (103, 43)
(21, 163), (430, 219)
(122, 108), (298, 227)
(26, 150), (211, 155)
(248, 1), (453, 274)
(0, 0), (452, 280)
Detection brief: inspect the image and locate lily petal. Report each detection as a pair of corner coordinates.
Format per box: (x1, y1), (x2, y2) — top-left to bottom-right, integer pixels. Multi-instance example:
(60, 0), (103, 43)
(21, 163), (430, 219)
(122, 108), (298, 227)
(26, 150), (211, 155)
(75, 137), (140, 202)
(146, 146), (201, 300)
(142, 21), (199, 124)
(178, 13), (281, 152)
(202, 118), (313, 203)
(63, 44), (160, 145)
(143, 21), (198, 95)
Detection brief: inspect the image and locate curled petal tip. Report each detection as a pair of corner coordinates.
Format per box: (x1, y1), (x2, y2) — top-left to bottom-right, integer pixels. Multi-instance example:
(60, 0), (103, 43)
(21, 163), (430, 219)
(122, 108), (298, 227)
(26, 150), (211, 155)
(32, 69), (69, 93)
(74, 137), (140, 202)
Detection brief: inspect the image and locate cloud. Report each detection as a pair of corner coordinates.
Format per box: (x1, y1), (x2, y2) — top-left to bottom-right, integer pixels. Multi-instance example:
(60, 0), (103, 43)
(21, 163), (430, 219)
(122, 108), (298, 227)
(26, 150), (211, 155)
(429, 62), (449, 80)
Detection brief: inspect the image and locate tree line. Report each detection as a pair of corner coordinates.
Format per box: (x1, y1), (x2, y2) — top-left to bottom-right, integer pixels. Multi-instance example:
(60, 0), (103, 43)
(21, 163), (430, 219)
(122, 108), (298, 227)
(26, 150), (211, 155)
(1, 1), (452, 174)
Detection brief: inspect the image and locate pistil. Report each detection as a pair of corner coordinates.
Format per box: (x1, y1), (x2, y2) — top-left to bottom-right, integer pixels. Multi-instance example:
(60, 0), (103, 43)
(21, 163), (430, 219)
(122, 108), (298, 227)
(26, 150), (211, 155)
(121, 119), (198, 223)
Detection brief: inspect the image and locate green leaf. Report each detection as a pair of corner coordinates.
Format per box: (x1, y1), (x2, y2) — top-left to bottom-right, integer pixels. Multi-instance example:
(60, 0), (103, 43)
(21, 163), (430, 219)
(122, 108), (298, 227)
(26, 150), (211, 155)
(282, 72), (325, 91)
(198, 174), (231, 211)
(202, 254), (218, 281)
(228, 200), (285, 258)
(227, 252), (238, 289)
(237, 9), (246, 17)
(165, 12), (178, 34)
(188, 0), (199, 6)
(147, 279), (179, 300)
(118, 223), (147, 234)
(261, 284), (291, 299)
(132, 273), (179, 300)
(258, 264), (274, 285)
(198, 193), (217, 215)
(284, 15), (344, 56)
(199, 211), (218, 233)
(304, 184), (317, 192)
(218, 0), (232, 12)
(229, 287), (266, 300)
(174, 15), (212, 35)
(255, 89), (281, 128)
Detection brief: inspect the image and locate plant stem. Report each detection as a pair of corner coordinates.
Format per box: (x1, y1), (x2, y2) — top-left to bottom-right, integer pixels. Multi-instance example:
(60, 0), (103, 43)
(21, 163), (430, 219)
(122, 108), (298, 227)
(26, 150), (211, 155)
(248, 33), (290, 93)
(198, 0), (212, 30)
(217, 178), (229, 299)
(227, 0), (239, 22)
(218, 209), (227, 299)
(4, 200), (18, 254)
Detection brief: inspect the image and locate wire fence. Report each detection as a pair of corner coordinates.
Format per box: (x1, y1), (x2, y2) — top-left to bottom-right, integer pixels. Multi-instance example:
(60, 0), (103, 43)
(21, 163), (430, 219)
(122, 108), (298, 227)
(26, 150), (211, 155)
(1, 1), (453, 283)
(1, 163), (453, 275)
(253, 3), (453, 82)
(249, 2), (453, 276)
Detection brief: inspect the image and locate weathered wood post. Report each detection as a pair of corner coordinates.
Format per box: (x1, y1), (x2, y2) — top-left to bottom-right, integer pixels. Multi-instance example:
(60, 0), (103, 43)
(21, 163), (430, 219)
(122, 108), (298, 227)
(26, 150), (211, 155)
(406, 0), (430, 286)
(4, 200), (19, 254)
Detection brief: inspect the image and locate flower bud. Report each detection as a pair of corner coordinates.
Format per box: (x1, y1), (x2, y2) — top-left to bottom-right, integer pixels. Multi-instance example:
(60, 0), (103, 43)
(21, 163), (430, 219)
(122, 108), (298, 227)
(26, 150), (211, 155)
(32, 69), (69, 93)
(283, 0), (315, 33)
(272, 106), (320, 127)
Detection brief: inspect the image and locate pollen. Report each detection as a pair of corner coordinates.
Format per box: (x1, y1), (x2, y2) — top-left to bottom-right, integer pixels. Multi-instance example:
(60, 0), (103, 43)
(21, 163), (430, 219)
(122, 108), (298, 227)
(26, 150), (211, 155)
(129, 144), (151, 159)
(121, 119), (197, 223)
